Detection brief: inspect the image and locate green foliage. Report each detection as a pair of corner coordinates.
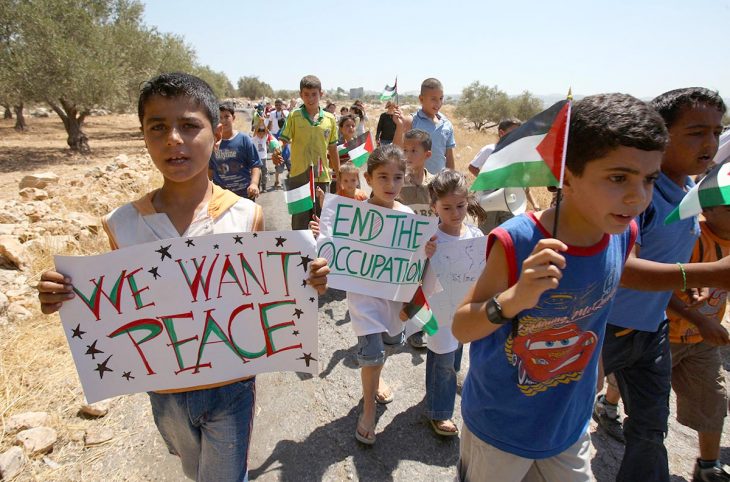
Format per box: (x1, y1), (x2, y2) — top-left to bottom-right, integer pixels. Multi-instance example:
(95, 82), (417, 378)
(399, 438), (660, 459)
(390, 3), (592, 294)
(193, 65), (235, 99)
(456, 81), (544, 130)
(237, 76), (274, 99)
(274, 89), (298, 101)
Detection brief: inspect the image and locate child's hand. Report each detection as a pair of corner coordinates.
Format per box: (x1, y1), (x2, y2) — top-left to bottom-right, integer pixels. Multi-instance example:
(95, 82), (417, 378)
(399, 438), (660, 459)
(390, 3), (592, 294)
(315, 186), (326, 206)
(272, 150), (283, 166)
(685, 287), (709, 306)
(37, 270), (74, 314)
(696, 321), (730, 346)
(306, 257), (330, 295)
(247, 183), (260, 199)
(501, 239), (567, 316)
(399, 304), (409, 322)
(424, 236), (437, 259)
(308, 215), (321, 239)
(392, 106), (404, 126)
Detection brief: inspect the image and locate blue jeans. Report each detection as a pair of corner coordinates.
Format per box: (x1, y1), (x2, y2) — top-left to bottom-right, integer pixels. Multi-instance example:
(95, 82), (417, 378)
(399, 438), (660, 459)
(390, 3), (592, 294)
(148, 378), (256, 482)
(425, 345), (463, 420)
(602, 321), (671, 482)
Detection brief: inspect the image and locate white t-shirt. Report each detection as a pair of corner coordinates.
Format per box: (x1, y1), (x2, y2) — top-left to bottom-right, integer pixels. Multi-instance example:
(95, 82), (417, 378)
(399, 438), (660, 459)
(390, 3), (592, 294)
(267, 109), (289, 136)
(469, 143), (496, 170)
(347, 202), (415, 337)
(427, 223), (484, 354)
(252, 134), (269, 162)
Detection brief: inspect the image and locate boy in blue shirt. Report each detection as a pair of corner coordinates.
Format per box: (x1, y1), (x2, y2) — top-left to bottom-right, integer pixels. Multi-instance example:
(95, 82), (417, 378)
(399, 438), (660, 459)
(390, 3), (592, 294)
(393, 78), (455, 174)
(452, 93), (669, 481)
(602, 88), (728, 482)
(209, 102), (262, 200)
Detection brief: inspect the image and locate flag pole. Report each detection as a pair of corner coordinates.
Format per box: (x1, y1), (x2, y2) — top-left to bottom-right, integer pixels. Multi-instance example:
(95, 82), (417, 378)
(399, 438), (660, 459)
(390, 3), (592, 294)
(551, 88), (573, 238)
(394, 76), (399, 106)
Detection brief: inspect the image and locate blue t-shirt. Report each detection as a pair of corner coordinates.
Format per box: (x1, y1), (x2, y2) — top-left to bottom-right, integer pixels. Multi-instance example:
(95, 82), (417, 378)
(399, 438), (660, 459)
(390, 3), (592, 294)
(607, 172), (700, 332)
(461, 213), (636, 459)
(411, 109), (455, 174)
(209, 132), (262, 197)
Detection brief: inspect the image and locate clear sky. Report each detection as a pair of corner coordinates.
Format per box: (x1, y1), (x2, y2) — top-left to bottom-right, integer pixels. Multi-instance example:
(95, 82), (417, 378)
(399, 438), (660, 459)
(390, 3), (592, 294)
(142, 0), (730, 99)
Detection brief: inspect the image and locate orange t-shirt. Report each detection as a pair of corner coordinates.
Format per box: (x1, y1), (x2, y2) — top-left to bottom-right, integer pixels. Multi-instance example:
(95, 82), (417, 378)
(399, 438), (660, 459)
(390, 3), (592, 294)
(338, 188), (368, 201)
(668, 221), (730, 344)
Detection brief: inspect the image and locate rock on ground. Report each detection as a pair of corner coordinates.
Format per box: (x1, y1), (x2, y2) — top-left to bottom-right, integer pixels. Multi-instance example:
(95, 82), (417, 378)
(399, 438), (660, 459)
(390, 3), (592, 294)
(6, 412), (51, 432)
(15, 427), (57, 455)
(0, 446), (25, 480)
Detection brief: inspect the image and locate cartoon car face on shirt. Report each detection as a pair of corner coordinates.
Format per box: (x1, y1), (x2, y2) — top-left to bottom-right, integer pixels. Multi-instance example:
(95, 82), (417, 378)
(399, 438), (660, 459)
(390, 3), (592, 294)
(511, 324), (597, 385)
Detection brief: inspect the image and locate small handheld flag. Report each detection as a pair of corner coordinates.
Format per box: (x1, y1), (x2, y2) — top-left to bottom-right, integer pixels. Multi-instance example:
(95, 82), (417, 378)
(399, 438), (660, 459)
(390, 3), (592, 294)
(285, 168), (314, 215)
(402, 286), (438, 335)
(380, 78), (397, 101)
(471, 100), (571, 192)
(338, 132), (374, 167)
(665, 161), (730, 224)
(715, 130), (730, 165)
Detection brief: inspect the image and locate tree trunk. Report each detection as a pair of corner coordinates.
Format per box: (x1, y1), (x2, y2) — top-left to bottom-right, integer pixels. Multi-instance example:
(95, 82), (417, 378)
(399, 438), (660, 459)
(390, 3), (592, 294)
(2, 104), (11, 119)
(13, 103), (26, 131)
(47, 99), (90, 153)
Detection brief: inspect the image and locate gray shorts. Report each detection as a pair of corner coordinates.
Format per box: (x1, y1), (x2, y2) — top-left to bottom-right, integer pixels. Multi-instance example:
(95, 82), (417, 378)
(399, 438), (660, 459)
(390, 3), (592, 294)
(357, 331), (404, 367)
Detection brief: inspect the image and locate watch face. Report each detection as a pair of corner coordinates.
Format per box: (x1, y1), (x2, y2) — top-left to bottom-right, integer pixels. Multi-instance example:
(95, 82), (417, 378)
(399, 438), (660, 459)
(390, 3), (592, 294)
(486, 297), (504, 324)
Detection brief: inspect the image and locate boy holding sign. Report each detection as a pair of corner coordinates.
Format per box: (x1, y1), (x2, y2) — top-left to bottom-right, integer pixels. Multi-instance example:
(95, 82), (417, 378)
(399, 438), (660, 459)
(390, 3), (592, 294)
(452, 93), (668, 481)
(37, 73), (330, 482)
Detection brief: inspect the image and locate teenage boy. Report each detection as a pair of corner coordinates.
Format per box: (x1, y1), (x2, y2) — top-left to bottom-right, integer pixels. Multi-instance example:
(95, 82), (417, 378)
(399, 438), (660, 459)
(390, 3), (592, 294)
(667, 202), (730, 482)
(37, 73), (330, 482)
(452, 93), (669, 481)
(209, 101), (262, 200)
(279, 75), (339, 230)
(393, 78), (455, 174)
(602, 88), (728, 482)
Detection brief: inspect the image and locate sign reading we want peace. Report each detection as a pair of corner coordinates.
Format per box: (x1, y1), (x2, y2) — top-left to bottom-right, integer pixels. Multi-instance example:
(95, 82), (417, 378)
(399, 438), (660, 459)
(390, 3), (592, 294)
(55, 231), (319, 403)
(317, 194), (438, 302)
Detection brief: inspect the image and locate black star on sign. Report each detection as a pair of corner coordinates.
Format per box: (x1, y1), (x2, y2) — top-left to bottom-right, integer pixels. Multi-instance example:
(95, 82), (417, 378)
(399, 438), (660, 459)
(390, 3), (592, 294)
(94, 355), (113, 379)
(292, 330), (300, 336)
(275, 236), (286, 247)
(293, 308), (304, 319)
(148, 266), (161, 279)
(298, 255), (313, 272)
(122, 371), (134, 381)
(297, 352), (317, 367)
(213, 244), (220, 250)
(85, 340), (104, 360)
(233, 235), (243, 244)
(252, 233), (258, 238)
(185, 239), (195, 247)
(301, 279), (308, 287)
(155, 244), (172, 261)
(71, 324), (86, 339)
(309, 297), (315, 303)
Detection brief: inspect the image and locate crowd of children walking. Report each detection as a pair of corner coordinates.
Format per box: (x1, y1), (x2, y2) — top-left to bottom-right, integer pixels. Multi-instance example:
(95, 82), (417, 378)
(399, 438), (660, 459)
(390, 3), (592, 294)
(37, 70), (729, 482)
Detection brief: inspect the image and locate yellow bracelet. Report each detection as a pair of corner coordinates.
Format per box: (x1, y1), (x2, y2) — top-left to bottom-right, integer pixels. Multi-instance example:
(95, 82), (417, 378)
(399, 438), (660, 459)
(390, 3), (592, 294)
(676, 262), (687, 291)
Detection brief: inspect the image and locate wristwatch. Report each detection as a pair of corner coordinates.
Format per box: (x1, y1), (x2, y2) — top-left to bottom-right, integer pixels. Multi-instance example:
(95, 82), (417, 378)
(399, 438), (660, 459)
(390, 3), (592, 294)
(485, 293), (515, 325)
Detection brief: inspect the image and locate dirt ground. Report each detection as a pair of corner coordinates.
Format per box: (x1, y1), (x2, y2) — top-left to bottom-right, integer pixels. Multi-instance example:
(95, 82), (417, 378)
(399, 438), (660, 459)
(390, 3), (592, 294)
(0, 112), (728, 481)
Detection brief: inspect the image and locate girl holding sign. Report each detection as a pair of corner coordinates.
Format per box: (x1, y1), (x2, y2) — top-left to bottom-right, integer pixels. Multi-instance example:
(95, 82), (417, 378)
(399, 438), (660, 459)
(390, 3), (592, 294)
(347, 145), (435, 445)
(424, 170), (487, 436)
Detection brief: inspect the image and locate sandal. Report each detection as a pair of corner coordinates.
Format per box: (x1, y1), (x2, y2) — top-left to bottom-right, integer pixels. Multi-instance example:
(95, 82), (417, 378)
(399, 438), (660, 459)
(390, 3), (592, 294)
(375, 389), (394, 404)
(430, 419), (459, 437)
(355, 415), (376, 445)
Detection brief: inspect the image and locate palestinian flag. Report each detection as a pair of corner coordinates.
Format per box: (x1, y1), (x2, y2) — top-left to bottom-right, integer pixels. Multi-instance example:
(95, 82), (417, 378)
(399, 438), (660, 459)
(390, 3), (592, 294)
(380, 79), (397, 101)
(714, 130), (730, 165)
(286, 168), (314, 215)
(402, 286), (438, 335)
(471, 100), (571, 191)
(665, 161), (730, 224)
(338, 132), (374, 167)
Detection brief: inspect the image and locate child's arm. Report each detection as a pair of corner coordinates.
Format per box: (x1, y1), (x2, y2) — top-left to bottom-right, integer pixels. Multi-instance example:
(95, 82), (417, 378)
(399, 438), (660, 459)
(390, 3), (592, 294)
(468, 164), (481, 177)
(452, 238), (567, 343)
(524, 188), (541, 211)
(666, 293), (730, 346)
(328, 144), (340, 176)
(38, 271), (75, 314)
(391, 107), (412, 148)
(620, 245), (730, 291)
(308, 214), (320, 239)
(445, 148), (455, 171)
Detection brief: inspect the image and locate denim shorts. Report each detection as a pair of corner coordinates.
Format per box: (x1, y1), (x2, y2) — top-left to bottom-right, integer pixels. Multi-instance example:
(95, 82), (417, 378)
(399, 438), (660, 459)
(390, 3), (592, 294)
(357, 331), (404, 366)
(148, 378), (255, 481)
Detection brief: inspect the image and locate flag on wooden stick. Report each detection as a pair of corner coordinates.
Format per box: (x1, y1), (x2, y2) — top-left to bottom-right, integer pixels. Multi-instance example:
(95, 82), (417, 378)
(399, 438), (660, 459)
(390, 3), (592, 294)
(380, 78), (397, 101)
(665, 161), (730, 224)
(286, 168), (314, 215)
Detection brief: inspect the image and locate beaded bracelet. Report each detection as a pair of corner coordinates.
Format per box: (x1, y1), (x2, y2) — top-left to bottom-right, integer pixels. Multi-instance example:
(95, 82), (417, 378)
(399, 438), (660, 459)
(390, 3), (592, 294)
(676, 262), (687, 291)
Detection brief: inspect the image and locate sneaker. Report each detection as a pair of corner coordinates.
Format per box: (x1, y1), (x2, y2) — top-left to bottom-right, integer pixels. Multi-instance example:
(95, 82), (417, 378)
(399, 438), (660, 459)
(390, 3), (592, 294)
(592, 394), (625, 444)
(693, 460), (730, 482)
(408, 332), (427, 349)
